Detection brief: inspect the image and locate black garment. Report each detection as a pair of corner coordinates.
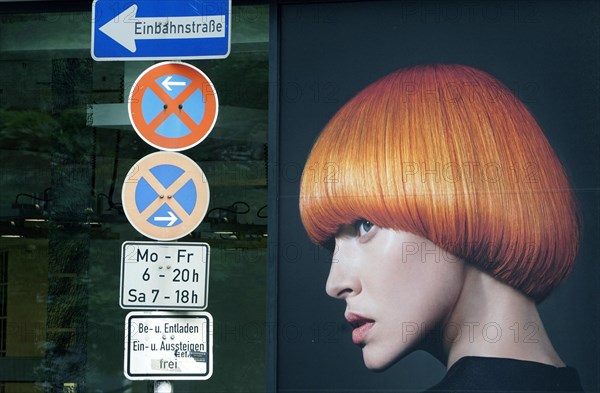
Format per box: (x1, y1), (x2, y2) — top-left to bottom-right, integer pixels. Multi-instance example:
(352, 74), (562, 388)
(425, 356), (584, 393)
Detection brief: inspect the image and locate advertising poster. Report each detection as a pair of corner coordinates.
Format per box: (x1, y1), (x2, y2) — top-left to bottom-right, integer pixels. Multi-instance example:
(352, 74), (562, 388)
(275, 2), (599, 392)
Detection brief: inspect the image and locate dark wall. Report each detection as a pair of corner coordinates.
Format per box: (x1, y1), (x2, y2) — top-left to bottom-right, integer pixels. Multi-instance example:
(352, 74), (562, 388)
(275, 1), (599, 392)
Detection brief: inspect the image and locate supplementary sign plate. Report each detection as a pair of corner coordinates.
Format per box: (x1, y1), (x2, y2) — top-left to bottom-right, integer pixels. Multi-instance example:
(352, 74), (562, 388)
(92, 0), (231, 60)
(124, 311), (213, 380)
(120, 241), (210, 310)
(128, 62), (218, 151)
(122, 152), (210, 241)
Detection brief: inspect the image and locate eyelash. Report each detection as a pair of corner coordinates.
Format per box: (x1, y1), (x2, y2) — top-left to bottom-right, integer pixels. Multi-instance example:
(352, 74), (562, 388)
(327, 220), (376, 249)
(356, 219), (374, 237)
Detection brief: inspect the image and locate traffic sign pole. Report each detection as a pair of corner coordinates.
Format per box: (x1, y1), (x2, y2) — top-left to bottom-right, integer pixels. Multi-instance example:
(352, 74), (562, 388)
(154, 381), (172, 393)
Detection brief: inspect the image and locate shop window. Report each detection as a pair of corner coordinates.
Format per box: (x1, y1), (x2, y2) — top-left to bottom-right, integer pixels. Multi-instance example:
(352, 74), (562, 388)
(0, 3), (268, 392)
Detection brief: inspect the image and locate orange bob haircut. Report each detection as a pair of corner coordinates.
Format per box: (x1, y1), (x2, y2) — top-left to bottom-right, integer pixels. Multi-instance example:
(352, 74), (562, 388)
(299, 64), (579, 302)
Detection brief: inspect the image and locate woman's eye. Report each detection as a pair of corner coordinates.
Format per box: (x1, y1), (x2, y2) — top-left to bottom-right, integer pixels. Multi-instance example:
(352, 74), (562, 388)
(357, 220), (374, 237)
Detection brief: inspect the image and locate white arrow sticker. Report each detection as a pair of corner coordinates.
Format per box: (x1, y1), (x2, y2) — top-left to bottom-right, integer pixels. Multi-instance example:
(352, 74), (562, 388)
(99, 5), (226, 53)
(161, 76), (187, 91)
(153, 211), (178, 227)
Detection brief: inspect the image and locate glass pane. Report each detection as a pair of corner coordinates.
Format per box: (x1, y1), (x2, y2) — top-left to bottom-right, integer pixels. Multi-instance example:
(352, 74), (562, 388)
(0, 4), (268, 392)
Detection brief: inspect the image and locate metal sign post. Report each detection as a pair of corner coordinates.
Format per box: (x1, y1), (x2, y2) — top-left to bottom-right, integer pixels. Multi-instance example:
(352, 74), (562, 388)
(154, 381), (172, 393)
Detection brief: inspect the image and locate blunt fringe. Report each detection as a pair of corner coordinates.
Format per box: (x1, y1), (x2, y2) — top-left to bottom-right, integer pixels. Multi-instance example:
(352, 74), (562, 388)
(299, 64), (580, 302)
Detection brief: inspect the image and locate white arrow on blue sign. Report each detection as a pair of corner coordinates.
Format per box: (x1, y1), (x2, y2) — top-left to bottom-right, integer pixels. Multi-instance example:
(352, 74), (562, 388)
(91, 0), (231, 61)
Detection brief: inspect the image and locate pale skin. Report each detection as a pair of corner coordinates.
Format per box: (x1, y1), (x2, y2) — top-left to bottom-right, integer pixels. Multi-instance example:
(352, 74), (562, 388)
(327, 221), (565, 371)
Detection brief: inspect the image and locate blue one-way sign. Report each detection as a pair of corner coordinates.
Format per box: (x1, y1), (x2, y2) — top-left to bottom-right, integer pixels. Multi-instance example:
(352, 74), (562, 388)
(91, 0), (231, 61)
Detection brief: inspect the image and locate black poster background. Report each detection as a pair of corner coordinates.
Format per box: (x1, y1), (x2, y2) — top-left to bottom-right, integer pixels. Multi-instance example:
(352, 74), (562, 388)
(274, 1), (599, 392)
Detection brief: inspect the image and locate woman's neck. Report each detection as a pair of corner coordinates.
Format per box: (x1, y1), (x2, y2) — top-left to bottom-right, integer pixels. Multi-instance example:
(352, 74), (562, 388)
(431, 264), (565, 369)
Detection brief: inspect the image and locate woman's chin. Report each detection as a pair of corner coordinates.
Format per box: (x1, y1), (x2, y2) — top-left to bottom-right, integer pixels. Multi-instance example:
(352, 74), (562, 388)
(361, 347), (404, 372)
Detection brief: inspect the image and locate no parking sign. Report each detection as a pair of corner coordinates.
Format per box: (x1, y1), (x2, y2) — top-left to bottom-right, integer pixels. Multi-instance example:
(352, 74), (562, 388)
(129, 62), (219, 151)
(122, 152), (210, 241)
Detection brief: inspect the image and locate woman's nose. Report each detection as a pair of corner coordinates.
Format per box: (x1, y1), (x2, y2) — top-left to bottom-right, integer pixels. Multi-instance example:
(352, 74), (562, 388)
(325, 240), (361, 299)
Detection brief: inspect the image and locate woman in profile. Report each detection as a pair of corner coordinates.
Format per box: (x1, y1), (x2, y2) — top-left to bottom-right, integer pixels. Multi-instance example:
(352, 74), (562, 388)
(299, 64), (584, 392)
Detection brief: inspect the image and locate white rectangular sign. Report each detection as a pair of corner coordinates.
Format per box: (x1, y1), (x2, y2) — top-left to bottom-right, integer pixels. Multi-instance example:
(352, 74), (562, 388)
(124, 311), (213, 380)
(120, 241), (209, 310)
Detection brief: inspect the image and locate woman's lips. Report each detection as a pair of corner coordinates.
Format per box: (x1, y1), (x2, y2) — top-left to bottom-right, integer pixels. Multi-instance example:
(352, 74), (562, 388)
(346, 313), (375, 345)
